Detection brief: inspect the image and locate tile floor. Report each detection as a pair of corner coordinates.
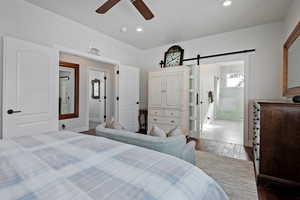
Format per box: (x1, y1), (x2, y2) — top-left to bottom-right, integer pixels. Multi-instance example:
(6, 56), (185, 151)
(201, 119), (244, 145)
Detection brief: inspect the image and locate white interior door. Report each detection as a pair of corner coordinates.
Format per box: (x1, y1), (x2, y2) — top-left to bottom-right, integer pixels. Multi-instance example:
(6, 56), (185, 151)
(88, 70), (105, 126)
(2, 37), (58, 138)
(118, 65), (140, 132)
(188, 66), (201, 138)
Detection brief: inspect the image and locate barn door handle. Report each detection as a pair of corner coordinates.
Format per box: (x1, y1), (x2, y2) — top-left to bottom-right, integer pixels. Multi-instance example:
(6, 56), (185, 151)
(7, 109), (22, 114)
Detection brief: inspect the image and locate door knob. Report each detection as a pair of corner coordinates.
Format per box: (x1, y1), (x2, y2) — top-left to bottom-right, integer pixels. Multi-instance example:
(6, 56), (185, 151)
(136, 102), (139, 104)
(7, 109), (22, 114)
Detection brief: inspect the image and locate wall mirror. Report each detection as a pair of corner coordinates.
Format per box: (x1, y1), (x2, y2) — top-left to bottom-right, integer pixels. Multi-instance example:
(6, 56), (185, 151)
(59, 61), (79, 120)
(91, 79), (101, 99)
(283, 21), (300, 96)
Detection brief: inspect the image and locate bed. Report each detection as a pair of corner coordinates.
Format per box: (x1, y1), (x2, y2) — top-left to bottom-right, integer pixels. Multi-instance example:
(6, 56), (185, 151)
(0, 131), (228, 200)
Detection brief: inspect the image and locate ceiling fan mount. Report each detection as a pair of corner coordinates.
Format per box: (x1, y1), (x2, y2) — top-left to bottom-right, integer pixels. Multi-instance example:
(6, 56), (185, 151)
(96, 0), (154, 20)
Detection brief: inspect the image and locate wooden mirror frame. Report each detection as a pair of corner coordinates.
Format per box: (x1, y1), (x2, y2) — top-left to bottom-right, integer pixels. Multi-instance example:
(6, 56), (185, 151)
(283, 21), (300, 96)
(59, 61), (80, 120)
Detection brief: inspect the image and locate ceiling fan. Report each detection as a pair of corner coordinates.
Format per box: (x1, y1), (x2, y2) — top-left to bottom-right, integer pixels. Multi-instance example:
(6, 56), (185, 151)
(96, 0), (154, 20)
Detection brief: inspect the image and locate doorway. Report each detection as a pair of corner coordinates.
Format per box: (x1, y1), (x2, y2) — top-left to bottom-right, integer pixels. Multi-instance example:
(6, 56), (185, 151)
(58, 52), (116, 132)
(88, 70), (106, 130)
(199, 60), (246, 145)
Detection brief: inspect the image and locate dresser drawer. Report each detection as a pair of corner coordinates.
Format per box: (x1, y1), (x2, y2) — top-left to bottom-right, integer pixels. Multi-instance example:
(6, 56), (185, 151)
(149, 116), (179, 126)
(165, 110), (180, 118)
(149, 109), (164, 116)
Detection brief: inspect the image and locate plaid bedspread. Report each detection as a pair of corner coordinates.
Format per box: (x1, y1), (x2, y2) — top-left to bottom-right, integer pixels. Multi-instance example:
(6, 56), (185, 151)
(0, 131), (228, 200)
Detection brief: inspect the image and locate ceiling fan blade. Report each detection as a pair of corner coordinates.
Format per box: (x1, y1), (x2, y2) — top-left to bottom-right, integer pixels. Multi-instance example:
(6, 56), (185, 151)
(132, 0), (154, 20)
(96, 0), (121, 14)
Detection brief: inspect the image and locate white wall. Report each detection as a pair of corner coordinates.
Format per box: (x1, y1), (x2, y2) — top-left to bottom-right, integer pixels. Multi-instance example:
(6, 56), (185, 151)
(139, 22), (285, 108)
(284, 0), (300, 40)
(0, 0), (140, 66)
(59, 53), (115, 132)
(0, 0), (141, 132)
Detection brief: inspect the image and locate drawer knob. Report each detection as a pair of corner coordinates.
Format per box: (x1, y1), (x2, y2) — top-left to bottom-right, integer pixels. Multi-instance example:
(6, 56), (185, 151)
(171, 120), (175, 123)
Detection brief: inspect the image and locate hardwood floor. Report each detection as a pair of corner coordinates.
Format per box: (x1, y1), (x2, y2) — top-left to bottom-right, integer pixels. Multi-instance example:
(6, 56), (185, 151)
(202, 120), (244, 145)
(196, 138), (252, 161)
(81, 130), (300, 200)
(81, 129), (96, 136)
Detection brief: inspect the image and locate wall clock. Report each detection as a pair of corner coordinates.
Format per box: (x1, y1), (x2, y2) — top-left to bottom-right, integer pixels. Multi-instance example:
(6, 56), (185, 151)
(164, 45), (184, 67)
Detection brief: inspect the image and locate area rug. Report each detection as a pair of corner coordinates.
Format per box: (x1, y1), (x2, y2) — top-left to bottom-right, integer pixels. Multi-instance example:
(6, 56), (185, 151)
(196, 151), (258, 200)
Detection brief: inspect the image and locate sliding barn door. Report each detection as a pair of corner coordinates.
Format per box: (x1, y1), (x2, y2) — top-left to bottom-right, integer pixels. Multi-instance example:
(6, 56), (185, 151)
(118, 65), (140, 132)
(2, 37), (58, 138)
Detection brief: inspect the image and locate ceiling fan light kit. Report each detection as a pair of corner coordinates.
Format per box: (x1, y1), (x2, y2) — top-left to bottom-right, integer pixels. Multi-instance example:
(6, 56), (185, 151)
(96, 0), (154, 20)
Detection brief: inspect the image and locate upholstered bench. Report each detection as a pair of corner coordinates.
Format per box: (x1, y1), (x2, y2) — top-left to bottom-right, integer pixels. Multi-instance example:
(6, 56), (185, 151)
(95, 124), (196, 165)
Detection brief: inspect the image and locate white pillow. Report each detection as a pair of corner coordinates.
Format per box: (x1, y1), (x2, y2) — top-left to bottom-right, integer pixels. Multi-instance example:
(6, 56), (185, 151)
(105, 118), (124, 130)
(111, 120), (125, 130)
(149, 126), (167, 138)
(105, 118), (115, 128)
(167, 127), (182, 137)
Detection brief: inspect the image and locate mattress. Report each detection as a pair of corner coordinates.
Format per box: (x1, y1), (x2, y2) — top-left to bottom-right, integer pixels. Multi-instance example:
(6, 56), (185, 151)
(0, 131), (228, 200)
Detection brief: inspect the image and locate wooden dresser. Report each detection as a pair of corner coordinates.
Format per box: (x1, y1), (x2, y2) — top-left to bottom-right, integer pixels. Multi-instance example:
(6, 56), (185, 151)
(253, 100), (300, 186)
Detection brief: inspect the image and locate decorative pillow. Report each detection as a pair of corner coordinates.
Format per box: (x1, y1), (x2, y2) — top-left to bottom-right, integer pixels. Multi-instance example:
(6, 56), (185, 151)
(111, 120), (125, 130)
(105, 118), (114, 128)
(104, 118), (125, 130)
(167, 127), (182, 137)
(149, 126), (167, 138)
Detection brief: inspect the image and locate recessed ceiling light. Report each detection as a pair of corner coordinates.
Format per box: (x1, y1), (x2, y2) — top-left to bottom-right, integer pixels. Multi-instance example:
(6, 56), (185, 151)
(120, 27), (127, 33)
(136, 27), (143, 32)
(223, 0), (232, 7)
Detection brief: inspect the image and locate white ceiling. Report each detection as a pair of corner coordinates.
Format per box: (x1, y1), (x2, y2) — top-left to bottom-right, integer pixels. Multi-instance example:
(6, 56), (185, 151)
(25, 0), (292, 49)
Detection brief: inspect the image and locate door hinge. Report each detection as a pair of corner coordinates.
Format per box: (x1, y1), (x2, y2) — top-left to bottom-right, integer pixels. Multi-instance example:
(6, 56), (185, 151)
(104, 96), (107, 100)
(116, 70), (119, 75)
(104, 76), (107, 80)
(116, 97), (119, 101)
(104, 115), (107, 119)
